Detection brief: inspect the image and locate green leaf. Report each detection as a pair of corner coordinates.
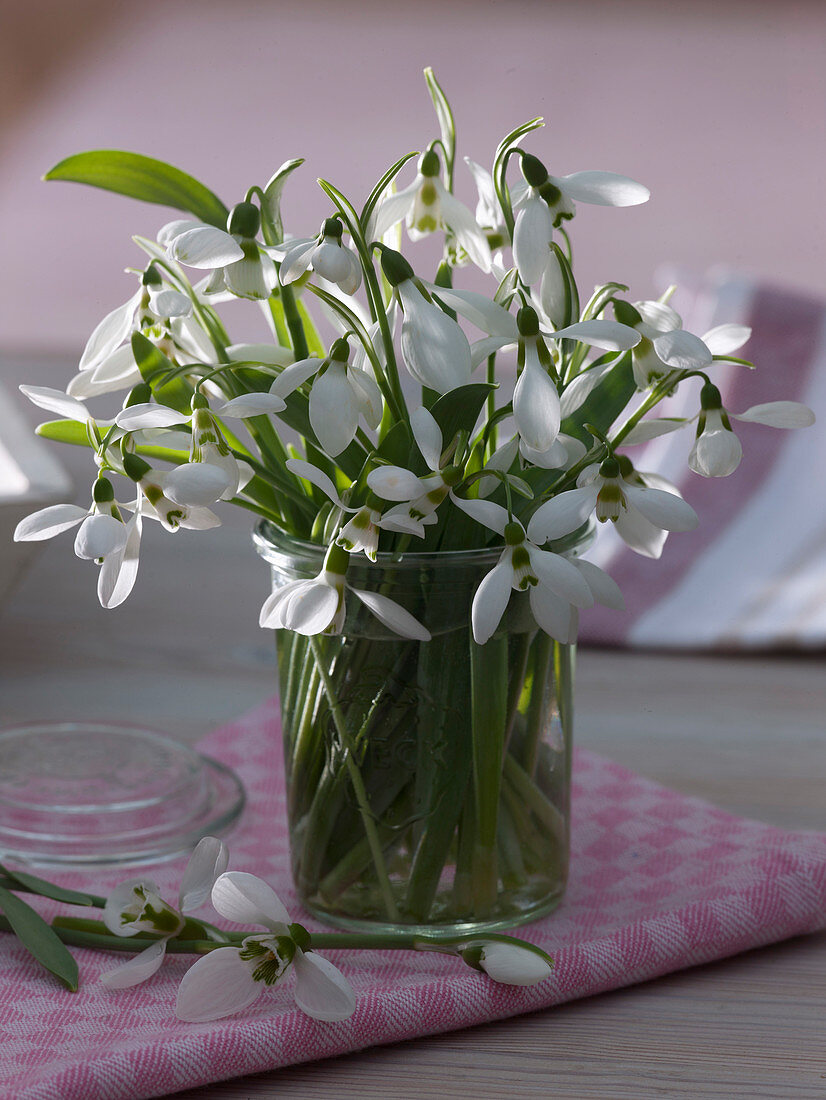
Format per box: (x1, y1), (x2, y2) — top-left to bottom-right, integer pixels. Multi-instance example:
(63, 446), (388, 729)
(131, 332), (193, 413)
(360, 152), (419, 234)
(428, 383), (496, 456)
(0, 886), (79, 991)
(423, 67), (456, 177)
(36, 419), (90, 447)
(261, 158), (305, 246)
(44, 151), (228, 228)
(0, 864), (98, 907)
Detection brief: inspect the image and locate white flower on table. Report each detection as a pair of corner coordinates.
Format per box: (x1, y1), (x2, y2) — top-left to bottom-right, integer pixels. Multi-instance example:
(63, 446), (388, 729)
(370, 149), (492, 273)
(162, 202), (277, 301)
(450, 494), (598, 645)
(259, 541), (430, 640)
(100, 837), (229, 990)
(529, 455), (700, 560)
(279, 218), (362, 294)
(460, 939), (554, 986)
(175, 871), (356, 1023)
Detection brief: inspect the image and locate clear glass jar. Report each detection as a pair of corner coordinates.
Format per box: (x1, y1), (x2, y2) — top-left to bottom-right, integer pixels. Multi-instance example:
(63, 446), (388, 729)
(254, 520), (586, 937)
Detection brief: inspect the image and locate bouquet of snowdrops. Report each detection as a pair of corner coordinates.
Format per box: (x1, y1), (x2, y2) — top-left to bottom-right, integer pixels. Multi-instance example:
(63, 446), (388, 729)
(15, 70), (813, 931)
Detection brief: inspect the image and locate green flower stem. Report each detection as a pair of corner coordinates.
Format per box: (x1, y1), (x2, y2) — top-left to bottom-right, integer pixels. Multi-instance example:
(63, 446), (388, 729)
(278, 283), (309, 360)
(554, 642), (576, 790)
(496, 798), (528, 890)
(519, 633), (554, 776)
(308, 635), (400, 922)
(452, 798), (476, 913)
(502, 753), (566, 845)
(469, 635), (508, 915)
(503, 632), (533, 751)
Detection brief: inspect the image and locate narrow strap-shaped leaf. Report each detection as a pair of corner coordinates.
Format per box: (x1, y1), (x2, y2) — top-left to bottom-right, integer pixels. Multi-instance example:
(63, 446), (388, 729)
(131, 332), (193, 413)
(0, 886), (79, 991)
(44, 151), (228, 228)
(35, 418), (90, 447)
(261, 158), (305, 245)
(0, 863), (100, 907)
(423, 67), (456, 182)
(360, 152), (419, 234)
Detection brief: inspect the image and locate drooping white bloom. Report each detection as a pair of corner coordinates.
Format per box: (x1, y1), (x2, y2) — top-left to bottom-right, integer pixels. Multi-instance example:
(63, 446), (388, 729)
(366, 407), (460, 537)
(372, 149), (492, 272)
(122, 453), (221, 533)
(100, 836), (229, 990)
(162, 395), (251, 506)
(462, 940), (554, 986)
(279, 219), (362, 294)
(450, 495), (595, 644)
(175, 871), (356, 1023)
(529, 456), (699, 559)
(259, 542), (430, 640)
(163, 202), (277, 301)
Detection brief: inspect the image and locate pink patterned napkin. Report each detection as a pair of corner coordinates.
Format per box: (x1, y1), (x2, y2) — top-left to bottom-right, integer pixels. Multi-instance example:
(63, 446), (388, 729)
(2, 699), (825, 1100)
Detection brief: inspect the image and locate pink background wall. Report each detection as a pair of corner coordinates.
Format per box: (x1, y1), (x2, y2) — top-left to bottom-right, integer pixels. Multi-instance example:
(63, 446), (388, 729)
(1, 0), (825, 367)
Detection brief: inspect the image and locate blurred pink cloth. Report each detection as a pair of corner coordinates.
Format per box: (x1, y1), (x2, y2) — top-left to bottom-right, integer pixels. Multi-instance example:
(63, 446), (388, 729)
(579, 272), (826, 650)
(2, 699), (825, 1100)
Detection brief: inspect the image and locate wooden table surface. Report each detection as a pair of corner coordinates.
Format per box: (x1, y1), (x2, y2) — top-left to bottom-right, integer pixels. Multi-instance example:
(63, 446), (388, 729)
(1, 451), (825, 1098)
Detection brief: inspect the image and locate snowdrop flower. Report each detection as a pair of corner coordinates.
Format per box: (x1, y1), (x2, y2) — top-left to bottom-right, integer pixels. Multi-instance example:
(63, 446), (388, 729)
(688, 382), (815, 478)
(464, 157), (510, 251)
(460, 939), (554, 986)
(371, 149), (491, 272)
(259, 541), (430, 640)
(379, 247), (472, 394)
(100, 837), (229, 990)
(164, 202), (276, 300)
(176, 871), (356, 1023)
(367, 406), (461, 537)
(122, 453), (221, 533)
(160, 393), (250, 506)
(530, 455), (699, 560)
(13, 476), (143, 609)
(450, 495), (595, 644)
(279, 218), (362, 294)
(512, 153), (649, 286)
(613, 299), (752, 390)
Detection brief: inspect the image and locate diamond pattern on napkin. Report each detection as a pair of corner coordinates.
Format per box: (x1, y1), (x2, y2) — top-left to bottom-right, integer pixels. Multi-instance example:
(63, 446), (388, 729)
(1, 698), (825, 1100)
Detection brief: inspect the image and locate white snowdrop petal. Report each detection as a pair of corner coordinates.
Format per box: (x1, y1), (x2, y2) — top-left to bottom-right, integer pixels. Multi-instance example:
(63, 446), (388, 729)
(512, 196), (554, 286)
(19, 385), (88, 421)
(576, 559), (625, 609)
(450, 494), (510, 535)
(157, 219), (202, 247)
(79, 292), (140, 371)
(688, 429), (743, 477)
(478, 942), (553, 985)
(550, 320), (640, 352)
(211, 871), (291, 929)
(98, 514), (142, 609)
(312, 241), (352, 284)
(347, 367), (382, 428)
(624, 483), (699, 531)
(170, 226), (244, 268)
(471, 561), (513, 645)
(435, 181), (492, 272)
(471, 336), (514, 371)
(115, 404), (186, 430)
(513, 355), (561, 452)
(559, 360), (615, 418)
(430, 288), (517, 338)
(527, 485), (598, 544)
(350, 588), (431, 641)
(175, 948), (260, 1022)
(90, 344), (143, 386)
(633, 300), (682, 334)
(100, 940), (168, 990)
(292, 951), (357, 1022)
(14, 504), (87, 542)
(558, 170), (650, 207)
(529, 548), (594, 609)
(224, 254), (276, 300)
(270, 357), (324, 399)
(369, 180), (419, 241)
(164, 463), (234, 507)
(279, 238), (317, 284)
(410, 406), (443, 471)
(367, 465), (427, 502)
(258, 579), (305, 628)
(652, 329), (713, 370)
(621, 418), (687, 445)
(226, 343), (294, 367)
(309, 365), (359, 456)
(218, 393), (286, 417)
(178, 837), (230, 912)
(285, 580), (341, 635)
(734, 401), (815, 428)
(612, 507), (668, 559)
(73, 514), (127, 560)
(528, 583), (575, 643)
(285, 459), (345, 507)
(148, 287), (192, 319)
(701, 323), (752, 356)
(398, 282), (472, 394)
